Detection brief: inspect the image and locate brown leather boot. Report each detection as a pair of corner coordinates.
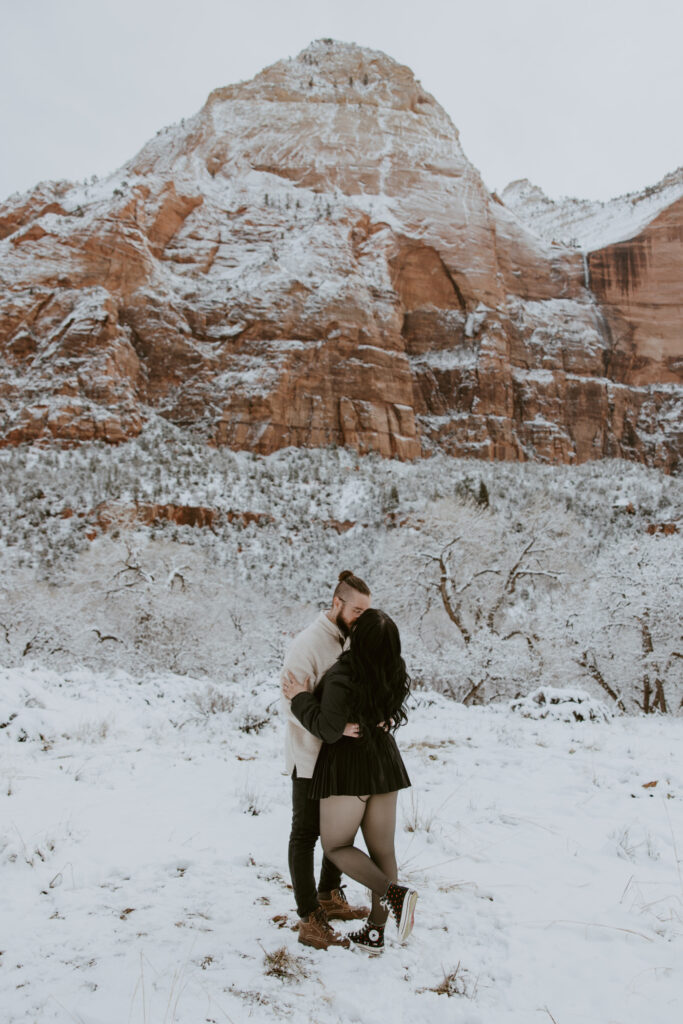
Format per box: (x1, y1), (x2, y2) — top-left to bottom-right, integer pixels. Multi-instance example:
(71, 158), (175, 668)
(297, 906), (350, 950)
(318, 887), (370, 921)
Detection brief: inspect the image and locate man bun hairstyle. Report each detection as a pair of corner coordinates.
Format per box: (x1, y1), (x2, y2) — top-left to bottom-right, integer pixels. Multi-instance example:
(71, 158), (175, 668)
(334, 570), (370, 600)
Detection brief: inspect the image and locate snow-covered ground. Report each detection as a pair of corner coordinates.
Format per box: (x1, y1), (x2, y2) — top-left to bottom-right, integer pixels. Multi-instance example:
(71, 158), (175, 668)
(1, 434), (681, 1019)
(2, 665), (682, 1024)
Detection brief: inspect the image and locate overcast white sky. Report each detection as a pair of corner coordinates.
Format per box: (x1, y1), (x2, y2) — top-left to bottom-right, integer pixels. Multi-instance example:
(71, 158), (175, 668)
(1, 0), (681, 203)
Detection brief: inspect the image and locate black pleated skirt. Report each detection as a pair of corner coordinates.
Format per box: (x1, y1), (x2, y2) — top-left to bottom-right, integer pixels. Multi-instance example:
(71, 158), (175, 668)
(309, 731), (411, 799)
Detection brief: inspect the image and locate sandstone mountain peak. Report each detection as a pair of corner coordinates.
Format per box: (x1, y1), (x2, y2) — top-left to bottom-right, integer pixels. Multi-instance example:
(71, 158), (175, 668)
(204, 38), (442, 118)
(127, 38), (469, 221)
(503, 179), (551, 205)
(0, 43), (680, 468)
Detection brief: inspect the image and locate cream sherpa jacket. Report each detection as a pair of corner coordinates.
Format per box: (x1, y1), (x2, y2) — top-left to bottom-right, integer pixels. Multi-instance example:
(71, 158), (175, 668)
(280, 612), (347, 778)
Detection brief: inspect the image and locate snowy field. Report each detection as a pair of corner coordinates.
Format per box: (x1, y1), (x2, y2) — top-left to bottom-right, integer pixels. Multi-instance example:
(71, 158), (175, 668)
(2, 665), (682, 1024)
(1, 433), (681, 1021)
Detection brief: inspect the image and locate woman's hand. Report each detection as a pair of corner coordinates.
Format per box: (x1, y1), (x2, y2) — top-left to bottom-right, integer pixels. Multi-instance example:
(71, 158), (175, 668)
(343, 722), (360, 738)
(282, 670), (309, 700)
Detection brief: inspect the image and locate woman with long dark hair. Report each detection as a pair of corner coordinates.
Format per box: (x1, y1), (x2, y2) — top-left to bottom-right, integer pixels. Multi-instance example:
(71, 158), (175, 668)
(282, 608), (417, 953)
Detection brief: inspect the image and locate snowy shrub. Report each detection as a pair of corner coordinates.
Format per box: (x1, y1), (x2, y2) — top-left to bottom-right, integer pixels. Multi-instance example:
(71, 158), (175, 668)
(0, 696), (53, 745)
(189, 684), (236, 717)
(262, 945), (309, 982)
(402, 790), (437, 834)
(238, 783), (269, 817)
(419, 962), (478, 999)
(510, 687), (612, 723)
(0, 827), (58, 868)
(68, 718), (112, 744)
(610, 824), (661, 863)
(239, 712), (271, 735)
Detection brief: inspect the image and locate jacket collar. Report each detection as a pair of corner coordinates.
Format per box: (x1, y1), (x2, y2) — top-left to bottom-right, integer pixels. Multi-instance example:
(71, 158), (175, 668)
(317, 611), (346, 648)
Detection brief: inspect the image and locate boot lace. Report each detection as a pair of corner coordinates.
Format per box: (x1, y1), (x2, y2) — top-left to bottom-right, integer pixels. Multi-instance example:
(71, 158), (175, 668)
(312, 906), (334, 932)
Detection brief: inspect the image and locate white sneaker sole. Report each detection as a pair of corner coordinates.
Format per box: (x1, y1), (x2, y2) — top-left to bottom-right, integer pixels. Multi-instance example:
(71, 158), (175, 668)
(350, 939), (384, 956)
(397, 889), (418, 942)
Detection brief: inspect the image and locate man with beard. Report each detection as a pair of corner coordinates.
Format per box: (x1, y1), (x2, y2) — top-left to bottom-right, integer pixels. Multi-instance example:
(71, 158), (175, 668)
(281, 571), (371, 949)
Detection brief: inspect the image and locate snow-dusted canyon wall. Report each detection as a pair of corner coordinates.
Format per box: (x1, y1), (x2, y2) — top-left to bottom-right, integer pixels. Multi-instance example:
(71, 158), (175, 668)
(1, 40), (681, 468)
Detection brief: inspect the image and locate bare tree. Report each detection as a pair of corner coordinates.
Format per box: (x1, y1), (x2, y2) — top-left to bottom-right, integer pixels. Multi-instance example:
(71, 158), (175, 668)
(418, 514), (564, 704)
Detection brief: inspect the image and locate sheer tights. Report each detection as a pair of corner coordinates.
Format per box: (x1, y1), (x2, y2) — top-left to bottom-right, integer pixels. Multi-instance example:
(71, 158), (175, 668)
(319, 791), (398, 926)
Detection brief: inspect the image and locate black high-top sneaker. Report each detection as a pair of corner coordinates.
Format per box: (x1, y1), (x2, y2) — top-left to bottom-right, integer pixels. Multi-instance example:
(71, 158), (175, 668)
(348, 918), (385, 954)
(380, 882), (418, 942)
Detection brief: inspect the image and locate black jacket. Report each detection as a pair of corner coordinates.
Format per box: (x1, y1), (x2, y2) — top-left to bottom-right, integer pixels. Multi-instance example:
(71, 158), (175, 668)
(290, 653), (411, 797)
(290, 653), (358, 744)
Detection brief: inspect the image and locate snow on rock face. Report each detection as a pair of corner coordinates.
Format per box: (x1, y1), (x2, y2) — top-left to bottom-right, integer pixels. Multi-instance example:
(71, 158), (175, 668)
(0, 39), (680, 468)
(587, 196), (683, 389)
(503, 169), (683, 399)
(501, 168), (683, 251)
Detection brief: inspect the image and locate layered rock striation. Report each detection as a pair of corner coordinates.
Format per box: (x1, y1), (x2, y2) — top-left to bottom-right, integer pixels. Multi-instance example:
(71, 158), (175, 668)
(1, 39), (681, 468)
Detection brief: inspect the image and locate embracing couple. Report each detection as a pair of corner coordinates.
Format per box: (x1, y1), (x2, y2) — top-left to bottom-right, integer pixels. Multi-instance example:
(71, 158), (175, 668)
(280, 570), (418, 954)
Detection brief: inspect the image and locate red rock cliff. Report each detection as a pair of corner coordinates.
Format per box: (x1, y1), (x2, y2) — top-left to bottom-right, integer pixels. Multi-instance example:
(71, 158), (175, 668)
(0, 40), (680, 469)
(588, 197), (683, 386)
